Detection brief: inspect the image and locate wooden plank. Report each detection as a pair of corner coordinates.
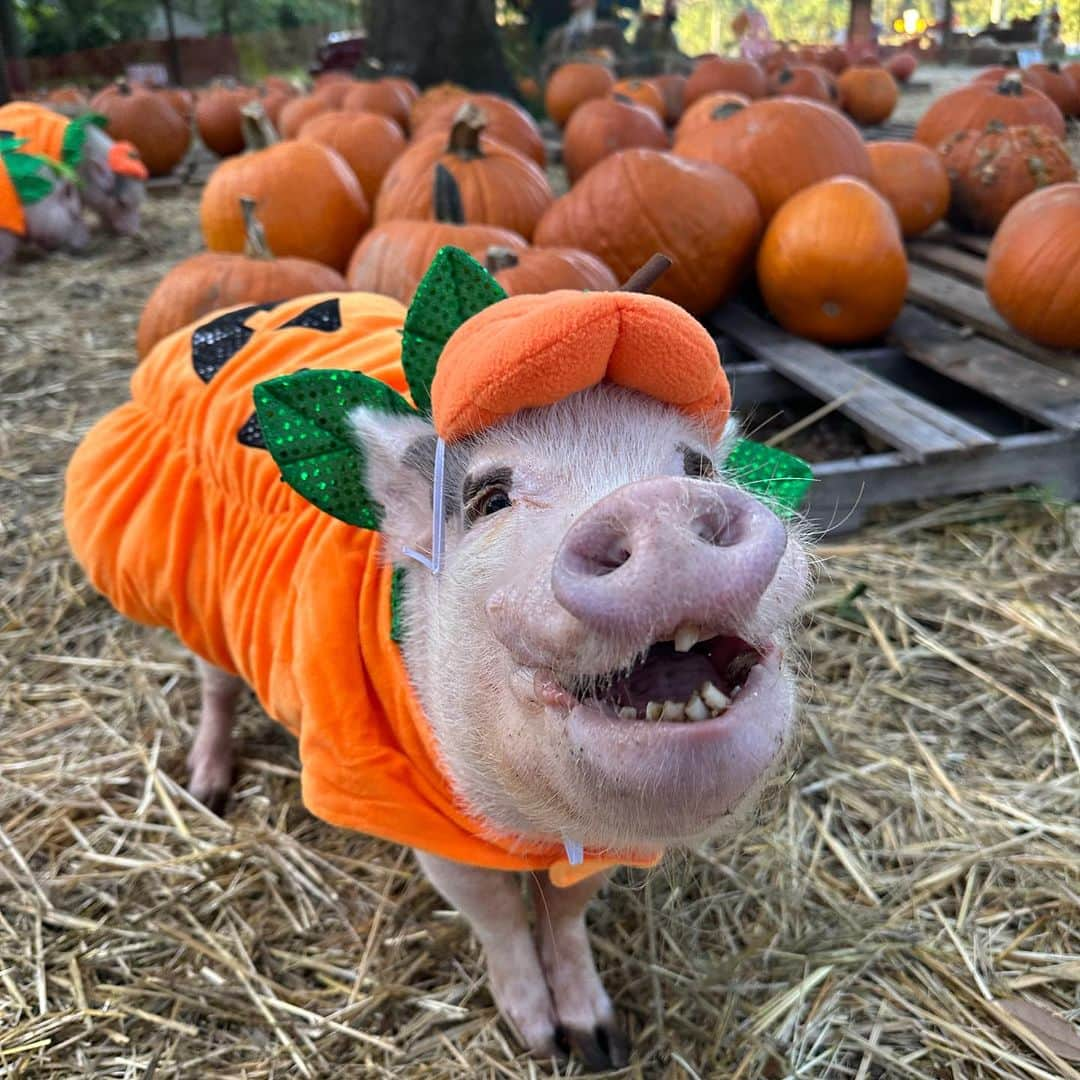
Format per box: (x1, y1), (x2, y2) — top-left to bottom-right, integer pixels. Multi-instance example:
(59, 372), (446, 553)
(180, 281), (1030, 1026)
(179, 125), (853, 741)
(945, 231), (992, 258)
(807, 430), (1080, 535)
(714, 305), (996, 462)
(907, 240), (985, 285)
(890, 307), (1080, 433)
(724, 361), (810, 408)
(906, 263), (1080, 376)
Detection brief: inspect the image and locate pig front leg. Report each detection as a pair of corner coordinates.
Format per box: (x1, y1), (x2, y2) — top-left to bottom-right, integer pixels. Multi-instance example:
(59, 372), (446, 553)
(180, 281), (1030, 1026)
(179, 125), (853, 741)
(0, 230), (16, 269)
(186, 657), (242, 814)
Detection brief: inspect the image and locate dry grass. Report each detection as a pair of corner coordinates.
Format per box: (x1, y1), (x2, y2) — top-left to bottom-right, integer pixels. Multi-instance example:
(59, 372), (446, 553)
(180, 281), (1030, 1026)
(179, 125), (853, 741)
(2, 141), (1080, 1077)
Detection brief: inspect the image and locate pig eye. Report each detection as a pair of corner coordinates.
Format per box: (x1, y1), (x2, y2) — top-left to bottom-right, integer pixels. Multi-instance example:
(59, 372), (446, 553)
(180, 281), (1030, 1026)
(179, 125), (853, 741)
(463, 468), (514, 528)
(682, 447), (716, 479)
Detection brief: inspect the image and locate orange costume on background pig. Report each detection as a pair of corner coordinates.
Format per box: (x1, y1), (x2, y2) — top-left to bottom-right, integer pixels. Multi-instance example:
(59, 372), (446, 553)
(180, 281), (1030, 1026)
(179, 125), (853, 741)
(0, 151), (25, 235)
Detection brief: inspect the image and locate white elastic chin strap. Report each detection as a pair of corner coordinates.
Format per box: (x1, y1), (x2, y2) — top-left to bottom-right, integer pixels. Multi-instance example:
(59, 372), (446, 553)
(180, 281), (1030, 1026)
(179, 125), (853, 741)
(401, 436), (584, 868)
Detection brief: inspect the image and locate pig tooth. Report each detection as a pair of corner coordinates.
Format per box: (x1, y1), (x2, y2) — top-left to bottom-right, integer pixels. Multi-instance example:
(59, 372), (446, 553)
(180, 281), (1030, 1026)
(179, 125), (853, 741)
(661, 701), (686, 722)
(731, 684), (743, 698)
(618, 706), (639, 720)
(673, 625), (700, 653)
(701, 681), (730, 711)
(685, 694), (709, 722)
(645, 701), (664, 722)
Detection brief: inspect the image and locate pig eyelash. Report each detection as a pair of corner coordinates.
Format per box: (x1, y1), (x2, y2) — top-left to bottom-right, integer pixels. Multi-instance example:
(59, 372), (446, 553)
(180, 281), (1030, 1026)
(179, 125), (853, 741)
(463, 470), (514, 528)
(680, 445), (716, 480)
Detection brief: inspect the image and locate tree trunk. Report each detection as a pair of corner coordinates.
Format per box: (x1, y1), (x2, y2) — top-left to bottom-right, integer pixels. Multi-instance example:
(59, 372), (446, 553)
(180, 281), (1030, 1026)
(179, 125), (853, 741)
(940, 0), (954, 62)
(161, 0), (183, 84)
(221, 0), (232, 38)
(847, 0), (873, 43)
(368, 0), (516, 95)
(0, 31), (10, 106)
(0, 0), (20, 98)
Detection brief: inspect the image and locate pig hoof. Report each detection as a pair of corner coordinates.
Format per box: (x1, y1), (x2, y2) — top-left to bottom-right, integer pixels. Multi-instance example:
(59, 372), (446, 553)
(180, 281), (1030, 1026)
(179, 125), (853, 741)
(565, 1022), (630, 1072)
(185, 753), (233, 815)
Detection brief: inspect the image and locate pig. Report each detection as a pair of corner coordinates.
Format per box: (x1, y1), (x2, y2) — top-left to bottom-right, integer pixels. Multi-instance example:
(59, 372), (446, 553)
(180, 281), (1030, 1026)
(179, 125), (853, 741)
(78, 123), (145, 236)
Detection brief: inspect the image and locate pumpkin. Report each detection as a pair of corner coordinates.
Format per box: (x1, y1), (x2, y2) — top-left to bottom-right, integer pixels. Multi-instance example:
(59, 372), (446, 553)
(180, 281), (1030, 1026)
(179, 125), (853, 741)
(866, 141), (950, 238)
(375, 105), (553, 240)
(768, 65), (831, 103)
(342, 80), (412, 130)
(382, 76), (420, 105)
(562, 94), (669, 184)
(756, 176), (908, 345)
(674, 97), (871, 221)
(915, 74), (1065, 147)
(313, 77), (357, 109)
(650, 74), (687, 124)
(985, 182), (1080, 349)
(90, 79), (190, 177)
(483, 244), (618, 295)
(674, 91), (751, 142)
(277, 94), (330, 139)
(259, 87), (292, 128)
(938, 121), (1076, 234)
(1065, 62), (1080, 99)
(196, 87), (256, 157)
(820, 46), (849, 75)
(136, 196), (346, 357)
(46, 85), (87, 108)
(683, 57), (767, 106)
(298, 110), (407, 206)
(837, 66), (898, 124)
(534, 148), (761, 316)
(347, 164), (528, 302)
(611, 78), (665, 116)
(160, 86), (195, 123)
(262, 75), (297, 97)
(886, 53), (917, 83)
(1026, 63), (1080, 117)
(545, 63), (616, 127)
(412, 93), (545, 167)
(201, 107), (369, 272)
(410, 82), (468, 130)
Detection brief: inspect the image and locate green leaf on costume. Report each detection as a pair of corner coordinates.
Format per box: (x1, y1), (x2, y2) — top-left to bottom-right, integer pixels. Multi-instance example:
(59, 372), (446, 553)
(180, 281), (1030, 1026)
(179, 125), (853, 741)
(726, 439), (813, 518)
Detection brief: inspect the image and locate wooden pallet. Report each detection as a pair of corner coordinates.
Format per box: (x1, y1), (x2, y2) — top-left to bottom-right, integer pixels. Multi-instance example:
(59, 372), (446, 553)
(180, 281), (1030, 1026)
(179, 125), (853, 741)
(711, 230), (1080, 534)
(859, 119), (917, 142)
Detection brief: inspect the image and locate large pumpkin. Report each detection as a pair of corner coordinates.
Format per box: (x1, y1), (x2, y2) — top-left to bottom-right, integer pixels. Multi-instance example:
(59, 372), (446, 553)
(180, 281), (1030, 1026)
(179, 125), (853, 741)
(1026, 63), (1080, 117)
(562, 94), (668, 184)
(484, 245), (618, 295)
(411, 93), (545, 167)
(410, 82), (468, 130)
(866, 140), (950, 238)
(347, 165), (528, 302)
(196, 87), (256, 157)
(201, 116), (369, 272)
(534, 148), (762, 316)
(768, 65), (831, 103)
(756, 176), (908, 345)
(985, 183), (1080, 349)
(298, 110), (407, 206)
(915, 74), (1065, 147)
(545, 63), (616, 127)
(674, 91), (751, 141)
(137, 197), (346, 357)
(90, 79), (190, 177)
(938, 121), (1077, 234)
(375, 105), (553, 240)
(837, 66), (899, 124)
(674, 97), (871, 221)
(650, 74), (687, 124)
(683, 57), (767, 106)
(342, 80), (412, 130)
(611, 78), (665, 116)
(277, 94), (330, 139)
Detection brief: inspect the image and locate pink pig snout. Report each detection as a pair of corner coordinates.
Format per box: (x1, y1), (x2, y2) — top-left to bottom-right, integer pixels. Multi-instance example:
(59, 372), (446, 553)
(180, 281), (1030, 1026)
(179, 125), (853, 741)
(551, 479), (787, 641)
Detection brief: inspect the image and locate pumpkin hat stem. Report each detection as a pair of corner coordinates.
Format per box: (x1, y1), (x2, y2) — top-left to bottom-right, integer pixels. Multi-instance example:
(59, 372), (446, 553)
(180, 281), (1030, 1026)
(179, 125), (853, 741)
(240, 101), (280, 150)
(618, 252), (673, 294)
(447, 103), (487, 161)
(433, 163), (465, 224)
(239, 196), (273, 260)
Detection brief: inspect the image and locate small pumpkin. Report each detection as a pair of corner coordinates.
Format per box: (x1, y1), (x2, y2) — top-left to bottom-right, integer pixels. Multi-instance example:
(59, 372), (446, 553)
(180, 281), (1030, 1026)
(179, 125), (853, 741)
(756, 176), (908, 345)
(545, 63), (616, 127)
(684, 57), (767, 106)
(1025, 63), (1080, 117)
(837, 66), (898, 124)
(483, 244), (618, 295)
(915, 74), (1065, 148)
(674, 97), (871, 221)
(136, 196), (346, 357)
(886, 53), (917, 83)
(534, 148), (762, 316)
(375, 104), (553, 240)
(866, 140), (950, 238)
(938, 121), (1076, 234)
(650, 74), (687, 124)
(90, 79), (190, 177)
(611, 78), (665, 116)
(985, 182), (1080, 349)
(347, 164), (527, 302)
(342, 80), (412, 130)
(259, 87), (293, 128)
(277, 94), (330, 139)
(382, 76), (420, 105)
(768, 65), (831, 103)
(314, 77), (357, 109)
(411, 93), (545, 167)
(298, 110), (407, 206)
(195, 86), (256, 157)
(201, 105), (369, 272)
(562, 94), (668, 184)
(674, 91), (751, 142)
(410, 82), (468, 130)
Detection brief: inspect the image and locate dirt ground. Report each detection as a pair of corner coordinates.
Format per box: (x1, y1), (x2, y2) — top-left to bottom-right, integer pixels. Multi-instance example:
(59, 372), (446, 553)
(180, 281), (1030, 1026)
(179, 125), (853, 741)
(1, 73), (1079, 1078)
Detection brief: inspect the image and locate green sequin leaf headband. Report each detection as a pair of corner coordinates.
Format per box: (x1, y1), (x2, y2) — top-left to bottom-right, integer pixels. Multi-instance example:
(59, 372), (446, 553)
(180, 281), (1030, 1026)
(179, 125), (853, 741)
(0, 137), (67, 206)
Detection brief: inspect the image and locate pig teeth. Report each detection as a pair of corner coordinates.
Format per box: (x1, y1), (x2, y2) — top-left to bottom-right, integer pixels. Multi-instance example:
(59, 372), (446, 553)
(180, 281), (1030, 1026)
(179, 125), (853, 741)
(618, 706), (639, 720)
(685, 694), (709, 722)
(661, 701), (686, 722)
(645, 701), (664, 722)
(673, 625), (700, 653)
(701, 681), (730, 711)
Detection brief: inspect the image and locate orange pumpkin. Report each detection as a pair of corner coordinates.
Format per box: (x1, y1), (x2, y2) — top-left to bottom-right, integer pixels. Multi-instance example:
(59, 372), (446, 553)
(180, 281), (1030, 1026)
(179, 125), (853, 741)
(375, 105), (553, 240)
(314, 77), (357, 109)
(534, 148), (762, 316)
(562, 94), (668, 184)
(262, 75), (297, 97)
(985, 182), (1080, 349)
(342, 80), (412, 130)
(201, 114), (369, 272)
(768, 65), (831, 103)
(410, 82), (468, 130)
(160, 86), (195, 123)
(866, 140), (950, 238)
(196, 86), (255, 157)
(938, 121), (1077, 234)
(674, 91), (751, 141)
(483, 244), (618, 294)
(757, 176), (908, 345)
(650, 74), (687, 124)
(90, 79), (190, 177)
(411, 93), (545, 167)
(277, 94), (330, 139)
(298, 110), (407, 206)
(1026, 63), (1080, 117)
(886, 53), (917, 83)
(259, 87), (292, 128)
(837, 66), (898, 124)
(611, 78), (665, 116)
(674, 97), (871, 221)
(136, 196), (346, 357)
(683, 57), (767, 106)
(915, 74), (1065, 147)
(382, 76), (420, 105)
(545, 63), (616, 127)
(46, 85), (87, 108)
(347, 165), (528, 302)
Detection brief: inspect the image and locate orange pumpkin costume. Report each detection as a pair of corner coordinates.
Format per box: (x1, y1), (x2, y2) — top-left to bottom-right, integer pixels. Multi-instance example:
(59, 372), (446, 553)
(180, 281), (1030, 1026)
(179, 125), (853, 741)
(0, 150), (25, 236)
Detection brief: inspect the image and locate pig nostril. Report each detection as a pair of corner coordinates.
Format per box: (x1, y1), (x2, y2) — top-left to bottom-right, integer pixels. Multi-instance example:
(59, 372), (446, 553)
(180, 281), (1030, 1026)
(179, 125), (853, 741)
(593, 542), (631, 574)
(690, 508), (743, 547)
(566, 526), (633, 578)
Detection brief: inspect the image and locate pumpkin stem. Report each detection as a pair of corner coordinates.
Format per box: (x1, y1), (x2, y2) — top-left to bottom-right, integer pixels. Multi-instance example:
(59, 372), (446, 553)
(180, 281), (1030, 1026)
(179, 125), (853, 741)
(241, 101), (280, 150)
(778, 67), (794, 84)
(240, 196), (274, 260)
(433, 163), (465, 224)
(485, 246), (519, 273)
(612, 93), (635, 106)
(447, 103), (487, 160)
(997, 73), (1024, 97)
(618, 253), (672, 294)
(710, 101), (746, 120)
(116, 76), (132, 96)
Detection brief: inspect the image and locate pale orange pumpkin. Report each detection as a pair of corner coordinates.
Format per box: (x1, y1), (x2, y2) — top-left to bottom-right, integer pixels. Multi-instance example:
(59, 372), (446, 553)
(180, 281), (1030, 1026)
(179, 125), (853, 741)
(91, 79), (190, 177)
(342, 80), (412, 130)
(837, 66), (899, 124)
(674, 91), (751, 142)
(195, 86), (256, 157)
(562, 94), (669, 183)
(277, 94), (330, 139)
(410, 82), (468, 130)
(298, 110), (407, 206)
(683, 57), (767, 105)
(768, 65), (832, 103)
(866, 140), (950, 238)
(411, 93), (545, 167)
(484, 245), (618, 294)
(611, 78), (665, 116)
(545, 63), (616, 127)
